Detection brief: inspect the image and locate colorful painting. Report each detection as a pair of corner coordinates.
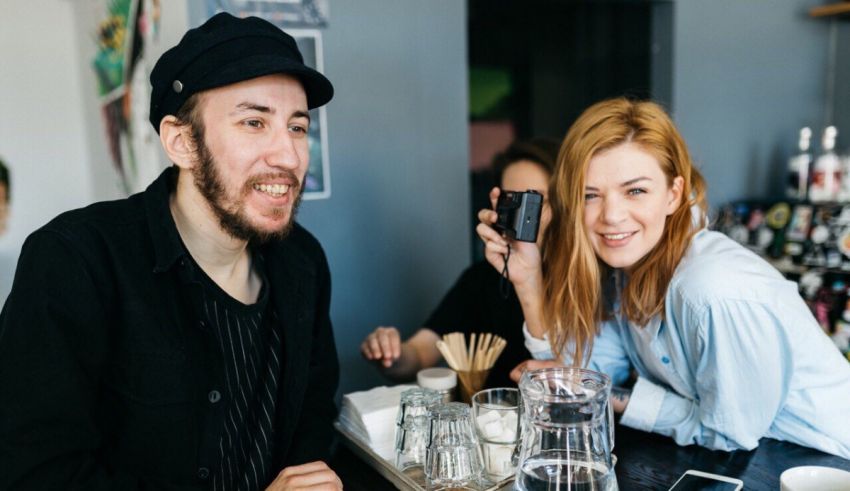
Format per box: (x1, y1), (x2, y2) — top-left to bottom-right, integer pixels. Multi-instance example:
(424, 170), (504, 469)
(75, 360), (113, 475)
(92, 0), (164, 194)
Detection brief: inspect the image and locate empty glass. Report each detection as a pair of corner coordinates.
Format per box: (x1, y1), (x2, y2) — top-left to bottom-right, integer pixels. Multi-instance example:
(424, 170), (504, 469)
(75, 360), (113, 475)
(516, 367), (618, 491)
(395, 387), (442, 470)
(424, 402), (484, 490)
(471, 388), (521, 482)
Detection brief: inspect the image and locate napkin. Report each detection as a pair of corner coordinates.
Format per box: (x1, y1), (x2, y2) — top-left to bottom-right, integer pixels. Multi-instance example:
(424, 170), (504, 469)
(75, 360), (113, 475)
(338, 384), (416, 461)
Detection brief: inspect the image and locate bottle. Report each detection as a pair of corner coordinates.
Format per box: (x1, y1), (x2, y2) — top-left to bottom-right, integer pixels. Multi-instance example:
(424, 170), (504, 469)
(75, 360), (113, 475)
(810, 126), (840, 203)
(416, 367), (457, 403)
(787, 127), (812, 200)
(840, 153), (850, 202)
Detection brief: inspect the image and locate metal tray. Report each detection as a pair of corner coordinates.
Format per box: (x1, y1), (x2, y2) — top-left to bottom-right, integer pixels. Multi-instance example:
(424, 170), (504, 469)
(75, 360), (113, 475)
(334, 421), (515, 491)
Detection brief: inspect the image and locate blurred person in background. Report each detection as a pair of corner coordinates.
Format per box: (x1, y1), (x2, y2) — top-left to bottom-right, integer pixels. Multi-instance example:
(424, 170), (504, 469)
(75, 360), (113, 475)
(0, 157), (9, 236)
(361, 138), (559, 388)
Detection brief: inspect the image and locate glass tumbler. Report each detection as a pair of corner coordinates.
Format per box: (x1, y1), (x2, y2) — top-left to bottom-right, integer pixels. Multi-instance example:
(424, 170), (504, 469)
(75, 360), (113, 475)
(395, 388), (442, 471)
(424, 402), (484, 490)
(471, 388), (521, 482)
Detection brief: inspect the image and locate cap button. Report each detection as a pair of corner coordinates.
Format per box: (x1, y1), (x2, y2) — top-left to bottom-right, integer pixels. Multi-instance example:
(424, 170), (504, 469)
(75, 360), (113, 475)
(172, 80), (183, 93)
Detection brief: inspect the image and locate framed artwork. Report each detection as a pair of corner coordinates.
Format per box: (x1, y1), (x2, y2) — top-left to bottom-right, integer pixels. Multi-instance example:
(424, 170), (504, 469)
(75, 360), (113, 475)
(197, 0), (328, 28)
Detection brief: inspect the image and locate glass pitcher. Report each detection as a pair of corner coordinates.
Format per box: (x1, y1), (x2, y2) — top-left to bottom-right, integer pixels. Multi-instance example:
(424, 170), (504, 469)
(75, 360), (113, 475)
(516, 367), (618, 491)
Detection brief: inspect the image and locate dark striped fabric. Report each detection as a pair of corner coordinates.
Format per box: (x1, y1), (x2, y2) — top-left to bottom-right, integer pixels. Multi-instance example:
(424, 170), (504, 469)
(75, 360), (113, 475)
(194, 262), (283, 491)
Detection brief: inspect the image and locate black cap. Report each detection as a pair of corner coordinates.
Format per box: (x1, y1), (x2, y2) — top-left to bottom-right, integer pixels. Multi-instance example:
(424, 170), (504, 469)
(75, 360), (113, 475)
(149, 12), (333, 133)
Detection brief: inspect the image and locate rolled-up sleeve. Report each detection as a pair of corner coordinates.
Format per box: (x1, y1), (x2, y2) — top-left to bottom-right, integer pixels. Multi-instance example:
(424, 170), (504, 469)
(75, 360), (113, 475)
(523, 319), (632, 388)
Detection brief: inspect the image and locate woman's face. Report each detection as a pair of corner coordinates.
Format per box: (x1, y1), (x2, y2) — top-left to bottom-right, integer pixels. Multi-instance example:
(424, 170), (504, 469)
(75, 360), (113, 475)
(583, 142), (683, 270)
(501, 159), (551, 247)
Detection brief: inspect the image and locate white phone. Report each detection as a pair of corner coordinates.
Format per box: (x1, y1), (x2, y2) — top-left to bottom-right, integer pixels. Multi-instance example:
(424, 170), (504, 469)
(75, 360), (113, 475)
(668, 469), (744, 491)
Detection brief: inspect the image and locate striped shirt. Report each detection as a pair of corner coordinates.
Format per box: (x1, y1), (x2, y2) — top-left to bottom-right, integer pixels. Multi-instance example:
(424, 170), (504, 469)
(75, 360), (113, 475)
(194, 258), (283, 491)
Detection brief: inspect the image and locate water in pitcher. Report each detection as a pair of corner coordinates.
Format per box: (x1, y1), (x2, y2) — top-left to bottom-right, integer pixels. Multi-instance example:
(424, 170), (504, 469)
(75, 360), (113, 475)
(516, 454), (617, 491)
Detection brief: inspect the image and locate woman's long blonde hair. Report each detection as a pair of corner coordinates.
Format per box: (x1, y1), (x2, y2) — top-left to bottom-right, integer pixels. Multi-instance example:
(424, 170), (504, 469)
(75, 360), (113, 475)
(541, 98), (707, 364)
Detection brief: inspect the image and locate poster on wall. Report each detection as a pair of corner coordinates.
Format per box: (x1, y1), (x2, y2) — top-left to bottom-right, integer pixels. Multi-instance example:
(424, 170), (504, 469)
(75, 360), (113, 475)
(190, 1), (332, 200)
(92, 0), (165, 194)
(197, 0), (329, 27)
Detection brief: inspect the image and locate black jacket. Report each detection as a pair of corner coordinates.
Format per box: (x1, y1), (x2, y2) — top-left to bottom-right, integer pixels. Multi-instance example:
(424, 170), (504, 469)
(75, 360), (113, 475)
(0, 168), (339, 490)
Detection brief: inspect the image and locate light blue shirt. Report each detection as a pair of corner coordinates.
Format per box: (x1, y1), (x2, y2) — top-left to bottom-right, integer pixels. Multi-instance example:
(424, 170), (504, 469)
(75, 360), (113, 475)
(525, 229), (850, 458)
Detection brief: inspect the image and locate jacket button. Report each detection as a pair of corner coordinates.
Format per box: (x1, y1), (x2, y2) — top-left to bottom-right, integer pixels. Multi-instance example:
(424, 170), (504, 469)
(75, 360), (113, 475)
(197, 467), (210, 480)
(208, 390), (221, 403)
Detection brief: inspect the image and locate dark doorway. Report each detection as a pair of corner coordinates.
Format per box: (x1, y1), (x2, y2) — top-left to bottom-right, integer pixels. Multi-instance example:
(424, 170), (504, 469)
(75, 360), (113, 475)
(468, 0), (673, 260)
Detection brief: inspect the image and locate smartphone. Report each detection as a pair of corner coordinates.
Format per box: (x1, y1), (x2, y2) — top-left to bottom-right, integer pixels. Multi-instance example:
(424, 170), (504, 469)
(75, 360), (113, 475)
(668, 470), (744, 491)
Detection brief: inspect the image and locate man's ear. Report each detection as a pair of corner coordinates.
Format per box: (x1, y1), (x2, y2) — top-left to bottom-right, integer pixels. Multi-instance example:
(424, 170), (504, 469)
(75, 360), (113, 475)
(159, 115), (198, 170)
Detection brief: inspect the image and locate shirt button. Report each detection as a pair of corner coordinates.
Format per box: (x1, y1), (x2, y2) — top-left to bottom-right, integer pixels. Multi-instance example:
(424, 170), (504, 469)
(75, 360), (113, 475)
(208, 390), (221, 403)
(197, 467), (210, 480)
(661, 356), (671, 364)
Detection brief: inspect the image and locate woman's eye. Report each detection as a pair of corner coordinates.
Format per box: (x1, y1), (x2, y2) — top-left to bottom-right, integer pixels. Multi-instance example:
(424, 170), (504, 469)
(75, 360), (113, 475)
(289, 125), (308, 134)
(627, 188), (646, 196)
(584, 193), (598, 201)
(244, 119), (264, 129)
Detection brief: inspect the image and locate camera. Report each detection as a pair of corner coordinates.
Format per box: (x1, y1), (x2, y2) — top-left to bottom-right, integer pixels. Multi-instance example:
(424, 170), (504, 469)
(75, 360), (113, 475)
(493, 190), (543, 243)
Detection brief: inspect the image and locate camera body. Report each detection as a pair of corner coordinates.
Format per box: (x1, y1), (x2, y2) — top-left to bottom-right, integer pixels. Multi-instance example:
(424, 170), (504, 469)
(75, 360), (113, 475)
(494, 190), (543, 243)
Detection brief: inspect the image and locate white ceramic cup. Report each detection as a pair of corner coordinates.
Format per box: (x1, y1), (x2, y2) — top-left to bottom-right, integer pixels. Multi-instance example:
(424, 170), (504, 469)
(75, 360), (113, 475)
(780, 466), (850, 491)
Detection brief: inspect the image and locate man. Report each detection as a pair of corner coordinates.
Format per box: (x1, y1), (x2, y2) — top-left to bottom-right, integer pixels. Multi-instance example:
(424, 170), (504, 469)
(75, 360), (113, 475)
(0, 13), (341, 490)
(0, 157), (8, 236)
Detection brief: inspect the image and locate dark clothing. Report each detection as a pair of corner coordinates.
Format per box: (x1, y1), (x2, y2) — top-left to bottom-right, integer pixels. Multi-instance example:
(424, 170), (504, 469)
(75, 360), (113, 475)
(193, 257), (279, 491)
(425, 260), (530, 388)
(0, 168), (339, 490)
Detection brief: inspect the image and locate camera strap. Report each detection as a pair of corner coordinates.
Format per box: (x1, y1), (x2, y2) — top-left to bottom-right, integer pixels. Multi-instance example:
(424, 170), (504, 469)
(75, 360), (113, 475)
(500, 244), (512, 299)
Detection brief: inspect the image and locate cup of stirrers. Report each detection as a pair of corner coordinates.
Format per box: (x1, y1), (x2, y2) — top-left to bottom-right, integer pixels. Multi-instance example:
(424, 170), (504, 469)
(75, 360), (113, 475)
(436, 332), (507, 403)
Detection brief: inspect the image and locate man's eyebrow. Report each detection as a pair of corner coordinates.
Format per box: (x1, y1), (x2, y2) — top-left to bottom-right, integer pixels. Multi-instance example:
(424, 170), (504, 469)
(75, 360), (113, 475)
(230, 102), (274, 115)
(292, 110), (311, 124)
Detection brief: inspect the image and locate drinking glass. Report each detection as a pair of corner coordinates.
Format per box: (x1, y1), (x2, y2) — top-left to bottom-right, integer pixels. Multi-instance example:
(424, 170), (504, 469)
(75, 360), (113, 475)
(471, 387), (521, 482)
(424, 402), (484, 490)
(395, 387), (442, 471)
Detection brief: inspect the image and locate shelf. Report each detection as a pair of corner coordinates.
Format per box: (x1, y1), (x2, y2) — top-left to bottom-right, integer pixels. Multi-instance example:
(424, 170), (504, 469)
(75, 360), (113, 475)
(810, 2), (850, 18)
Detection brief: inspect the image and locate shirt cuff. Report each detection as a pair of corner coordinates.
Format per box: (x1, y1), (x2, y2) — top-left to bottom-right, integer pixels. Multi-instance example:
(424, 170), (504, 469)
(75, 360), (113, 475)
(619, 376), (666, 432)
(523, 322), (554, 360)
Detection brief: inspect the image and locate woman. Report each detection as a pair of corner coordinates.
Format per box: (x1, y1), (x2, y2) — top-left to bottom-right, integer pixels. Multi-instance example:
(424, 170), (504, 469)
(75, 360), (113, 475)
(477, 98), (850, 457)
(361, 138), (559, 388)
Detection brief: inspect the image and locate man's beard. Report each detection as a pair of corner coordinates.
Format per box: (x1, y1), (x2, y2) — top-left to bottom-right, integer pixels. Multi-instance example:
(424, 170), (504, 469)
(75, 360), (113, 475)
(192, 139), (303, 244)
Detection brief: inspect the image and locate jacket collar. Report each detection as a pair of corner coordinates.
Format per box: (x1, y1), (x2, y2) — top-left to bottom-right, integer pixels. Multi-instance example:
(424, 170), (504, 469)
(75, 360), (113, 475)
(144, 167), (190, 274)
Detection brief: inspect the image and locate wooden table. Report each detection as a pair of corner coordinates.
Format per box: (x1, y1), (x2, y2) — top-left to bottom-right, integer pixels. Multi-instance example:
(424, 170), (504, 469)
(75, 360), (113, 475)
(331, 423), (850, 490)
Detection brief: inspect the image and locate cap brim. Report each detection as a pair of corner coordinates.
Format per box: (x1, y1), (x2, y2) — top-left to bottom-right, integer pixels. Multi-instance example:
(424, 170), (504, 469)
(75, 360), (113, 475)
(200, 53), (333, 109)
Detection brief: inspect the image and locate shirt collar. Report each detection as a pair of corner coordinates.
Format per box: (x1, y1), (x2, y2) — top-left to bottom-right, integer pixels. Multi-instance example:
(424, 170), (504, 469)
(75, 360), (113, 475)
(144, 167), (190, 274)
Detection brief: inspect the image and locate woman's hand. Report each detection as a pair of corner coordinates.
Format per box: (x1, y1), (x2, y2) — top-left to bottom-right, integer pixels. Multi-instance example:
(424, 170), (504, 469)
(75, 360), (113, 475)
(476, 187), (543, 292)
(509, 359), (566, 383)
(360, 326), (402, 368)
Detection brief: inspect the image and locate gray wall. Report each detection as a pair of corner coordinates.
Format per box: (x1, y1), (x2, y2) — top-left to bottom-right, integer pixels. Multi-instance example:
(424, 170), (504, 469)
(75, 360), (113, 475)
(295, 1), (471, 395)
(671, 0), (831, 209)
(834, 21), (850, 146)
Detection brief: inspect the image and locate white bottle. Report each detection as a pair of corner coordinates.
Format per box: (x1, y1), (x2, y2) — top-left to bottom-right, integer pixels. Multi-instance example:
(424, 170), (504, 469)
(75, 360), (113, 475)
(840, 152), (850, 202)
(787, 127), (812, 200)
(810, 126), (840, 203)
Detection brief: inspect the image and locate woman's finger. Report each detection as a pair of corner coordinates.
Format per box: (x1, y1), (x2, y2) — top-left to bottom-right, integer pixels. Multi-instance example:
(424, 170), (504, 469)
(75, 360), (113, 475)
(475, 222), (506, 246)
(489, 187), (501, 210)
(477, 208), (498, 224)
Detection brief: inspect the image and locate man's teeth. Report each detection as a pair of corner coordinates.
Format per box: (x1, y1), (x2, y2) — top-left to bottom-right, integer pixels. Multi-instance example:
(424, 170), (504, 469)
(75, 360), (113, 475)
(253, 183), (290, 197)
(604, 232), (633, 240)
